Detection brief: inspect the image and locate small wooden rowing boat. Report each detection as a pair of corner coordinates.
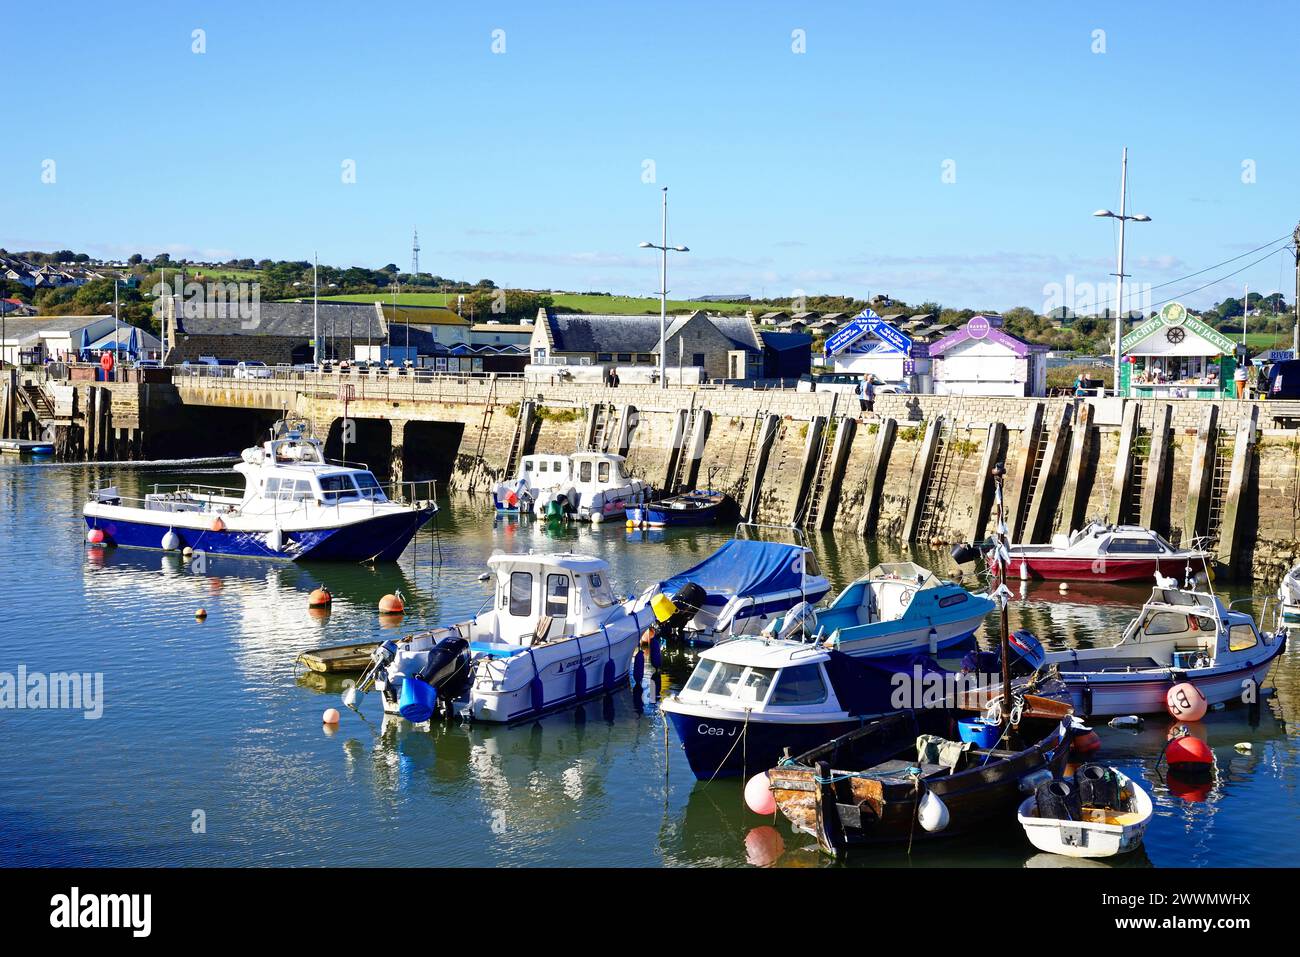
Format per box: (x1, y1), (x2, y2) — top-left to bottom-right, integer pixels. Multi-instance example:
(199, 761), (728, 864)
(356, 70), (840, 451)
(297, 641), (381, 674)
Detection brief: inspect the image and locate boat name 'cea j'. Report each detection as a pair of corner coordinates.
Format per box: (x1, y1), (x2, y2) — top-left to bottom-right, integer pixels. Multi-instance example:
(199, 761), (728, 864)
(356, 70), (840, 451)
(83, 422), (435, 562)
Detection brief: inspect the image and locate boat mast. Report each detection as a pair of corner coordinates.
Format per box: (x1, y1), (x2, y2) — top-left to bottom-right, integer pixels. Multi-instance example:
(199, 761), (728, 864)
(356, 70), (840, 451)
(992, 463), (1012, 723)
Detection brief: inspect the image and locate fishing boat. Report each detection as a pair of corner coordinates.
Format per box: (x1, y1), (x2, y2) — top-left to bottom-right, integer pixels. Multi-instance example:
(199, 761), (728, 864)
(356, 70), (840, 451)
(1017, 765), (1152, 859)
(767, 703), (1075, 855)
(297, 641), (381, 674)
(763, 561), (995, 658)
(968, 521), (1211, 583)
(1037, 582), (1286, 717)
(82, 422), (435, 562)
(661, 636), (943, 779)
(491, 453), (574, 514)
(1277, 564), (1300, 627)
(0, 438), (53, 456)
(645, 530), (831, 646)
(531, 452), (650, 522)
(345, 552), (651, 724)
(627, 489), (736, 528)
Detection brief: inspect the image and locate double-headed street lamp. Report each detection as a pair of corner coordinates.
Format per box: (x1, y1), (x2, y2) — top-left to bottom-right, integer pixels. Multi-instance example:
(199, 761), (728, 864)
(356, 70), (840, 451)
(639, 186), (689, 389)
(1094, 146), (1151, 394)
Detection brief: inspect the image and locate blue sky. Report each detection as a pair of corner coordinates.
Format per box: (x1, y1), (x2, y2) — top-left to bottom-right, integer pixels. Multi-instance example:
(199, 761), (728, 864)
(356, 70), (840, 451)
(4, 1), (1298, 312)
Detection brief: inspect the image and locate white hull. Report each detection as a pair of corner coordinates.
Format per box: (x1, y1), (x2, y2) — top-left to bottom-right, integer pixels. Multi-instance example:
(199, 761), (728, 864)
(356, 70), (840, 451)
(1052, 657), (1278, 717)
(1018, 772), (1152, 859)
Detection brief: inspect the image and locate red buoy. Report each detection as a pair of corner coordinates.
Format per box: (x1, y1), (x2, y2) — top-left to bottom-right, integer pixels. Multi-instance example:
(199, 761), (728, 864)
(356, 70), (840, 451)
(86, 528), (105, 546)
(1070, 728), (1102, 756)
(1166, 734), (1213, 774)
(308, 587), (333, 608)
(378, 592), (405, 615)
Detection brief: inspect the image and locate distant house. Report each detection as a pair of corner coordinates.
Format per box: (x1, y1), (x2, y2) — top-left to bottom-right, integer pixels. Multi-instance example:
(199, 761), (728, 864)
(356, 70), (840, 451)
(930, 315), (1047, 397)
(808, 319), (839, 334)
(0, 314), (114, 365)
(378, 304), (470, 347)
(529, 308), (764, 380)
(470, 320), (535, 348)
(166, 300), (387, 365)
(1, 297), (36, 317)
(758, 311), (790, 326)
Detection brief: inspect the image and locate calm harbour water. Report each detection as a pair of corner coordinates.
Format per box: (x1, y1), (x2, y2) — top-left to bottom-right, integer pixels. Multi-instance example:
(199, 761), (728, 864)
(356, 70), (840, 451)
(1, 458), (1297, 868)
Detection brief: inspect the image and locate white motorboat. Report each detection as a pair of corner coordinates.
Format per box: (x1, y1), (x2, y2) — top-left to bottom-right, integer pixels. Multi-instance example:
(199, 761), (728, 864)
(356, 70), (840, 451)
(1018, 765), (1153, 858)
(348, 552), (651, 723)
(961, 521), (1211, 583)
(82, 422), (434, 562)
(764, 561), (995, 658)
(1277, 564), (1300, 627)
(1040, 581), (1286, 716)
(493, 452), (650, 522)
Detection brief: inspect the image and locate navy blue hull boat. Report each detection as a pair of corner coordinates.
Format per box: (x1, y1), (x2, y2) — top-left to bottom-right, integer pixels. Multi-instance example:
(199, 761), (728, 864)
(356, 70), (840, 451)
(628, 490), (736, 528)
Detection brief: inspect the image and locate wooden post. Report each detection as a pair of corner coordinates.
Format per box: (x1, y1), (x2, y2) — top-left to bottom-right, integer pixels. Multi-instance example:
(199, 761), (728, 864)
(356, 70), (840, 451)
(790, 415), (828, 523)
(1054, 401), (1094, 538)
(970, 421), (1007, 542)
(903, 415), (944, 542)
(1183, 404), (1218, 541)
(816, 416), (857, 531)
(1215, 404), (1257, 570)
(1022, 403), (1073, 544)
(857, 417), (897, 537)
(1138, 403), (1173, 534)
(1107, 400), (1140, 525)
(1005, 401), (1044, 541)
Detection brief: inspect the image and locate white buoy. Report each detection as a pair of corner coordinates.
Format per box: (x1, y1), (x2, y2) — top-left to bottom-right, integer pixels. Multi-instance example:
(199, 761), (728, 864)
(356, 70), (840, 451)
(161, 529), (181, 551)
(590, 511), (604, 525)
(1019, 561), (1029, 581)
(918, 790), (949, 832)
(1058, 582), (1069, 593)
(267, 527), (283, 552)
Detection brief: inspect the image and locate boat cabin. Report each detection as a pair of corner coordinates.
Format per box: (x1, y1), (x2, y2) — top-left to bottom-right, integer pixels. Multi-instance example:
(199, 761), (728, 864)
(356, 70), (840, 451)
(1118, 588), (1270, 667)
(678, 639), (844, 716)
(568, 452), (633, 490)
(518, 454), (573, 484)
(483, 552), (621, 645)
(1050, 522), (1183, 556)
(234, 431), (388, 507)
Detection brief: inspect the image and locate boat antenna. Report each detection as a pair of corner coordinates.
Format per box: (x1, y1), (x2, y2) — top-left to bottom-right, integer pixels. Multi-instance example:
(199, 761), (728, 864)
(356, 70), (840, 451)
(991, 463), (1013, 725)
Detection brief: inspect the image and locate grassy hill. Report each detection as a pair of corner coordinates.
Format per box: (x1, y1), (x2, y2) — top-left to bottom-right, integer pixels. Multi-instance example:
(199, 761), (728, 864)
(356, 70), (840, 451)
(315, 291), (759, 315)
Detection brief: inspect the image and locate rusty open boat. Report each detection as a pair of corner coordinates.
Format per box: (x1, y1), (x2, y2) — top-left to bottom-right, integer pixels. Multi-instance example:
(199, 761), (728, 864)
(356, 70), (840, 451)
(767, 700), (1075, 857)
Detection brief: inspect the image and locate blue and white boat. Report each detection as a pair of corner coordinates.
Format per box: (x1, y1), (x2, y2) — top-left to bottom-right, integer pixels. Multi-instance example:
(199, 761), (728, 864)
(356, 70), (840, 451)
(82, 423), (435, 562)
(646, 534), (832, 646)
(348, 552), (649, 723)
(764, 561), (995, 658)
(661, 635), (943, 778)
(628, 490), (737, 528)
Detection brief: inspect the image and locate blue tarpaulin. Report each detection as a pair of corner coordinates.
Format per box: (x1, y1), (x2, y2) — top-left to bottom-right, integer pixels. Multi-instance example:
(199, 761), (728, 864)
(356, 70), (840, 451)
(659, 540), (807, 603)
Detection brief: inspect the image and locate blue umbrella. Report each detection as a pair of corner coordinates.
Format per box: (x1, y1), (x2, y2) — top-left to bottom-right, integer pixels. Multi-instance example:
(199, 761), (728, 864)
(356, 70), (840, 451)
(127, 325), (140, 359)
(78, 325), (92, 361)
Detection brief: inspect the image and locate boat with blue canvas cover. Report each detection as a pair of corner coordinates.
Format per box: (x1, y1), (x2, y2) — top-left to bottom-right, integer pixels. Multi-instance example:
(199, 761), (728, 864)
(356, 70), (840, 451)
(661, 635), (944, 778)
(82, 422), (435, 562)
(764, 561), (995, 658)
(646, 529), (831, 646)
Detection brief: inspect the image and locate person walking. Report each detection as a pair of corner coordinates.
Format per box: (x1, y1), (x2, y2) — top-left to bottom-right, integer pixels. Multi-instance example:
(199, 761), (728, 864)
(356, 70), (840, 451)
(864, 374), (877, 414)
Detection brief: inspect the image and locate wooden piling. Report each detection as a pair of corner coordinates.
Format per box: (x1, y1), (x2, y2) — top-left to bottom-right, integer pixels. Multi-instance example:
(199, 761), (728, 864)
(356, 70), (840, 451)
(790, 415), (828, 523)
(857, 417), (897, 537)
(970, 421), (1007, 541)
(1023, 403), (1073, 544)
(1138, 403), (1173, 534)
(1107, 400), (1141, 525)
(1215, 404), (1257, 570)
(1054, 402), (1094, 538)
(1183, 404), (1218, 540)
(816, 416), (857, 531)
(1006, 401), (1045, 540)
(742, 413), (781, 522)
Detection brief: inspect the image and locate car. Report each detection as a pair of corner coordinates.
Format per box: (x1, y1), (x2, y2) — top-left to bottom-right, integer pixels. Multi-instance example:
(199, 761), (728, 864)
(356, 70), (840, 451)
(233, 360), (273, 379)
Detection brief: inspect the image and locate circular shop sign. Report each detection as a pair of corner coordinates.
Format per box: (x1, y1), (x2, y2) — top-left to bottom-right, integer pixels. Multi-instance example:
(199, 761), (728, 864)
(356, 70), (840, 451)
(967, 316), (991, 339)
(1161, 302), (1187, 326)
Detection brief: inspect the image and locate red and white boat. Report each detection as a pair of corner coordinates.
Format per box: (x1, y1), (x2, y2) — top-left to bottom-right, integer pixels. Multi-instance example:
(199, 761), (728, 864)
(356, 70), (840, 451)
(1000, 522), (1211, 583)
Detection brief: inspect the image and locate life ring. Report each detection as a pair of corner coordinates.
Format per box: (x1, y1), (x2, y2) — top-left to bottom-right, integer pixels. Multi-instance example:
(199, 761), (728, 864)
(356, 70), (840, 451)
(100, 352), (114, 373)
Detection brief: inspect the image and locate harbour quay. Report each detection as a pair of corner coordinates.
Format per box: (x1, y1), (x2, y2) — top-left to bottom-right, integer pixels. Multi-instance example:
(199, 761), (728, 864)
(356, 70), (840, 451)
(8, 363), (1298, 581)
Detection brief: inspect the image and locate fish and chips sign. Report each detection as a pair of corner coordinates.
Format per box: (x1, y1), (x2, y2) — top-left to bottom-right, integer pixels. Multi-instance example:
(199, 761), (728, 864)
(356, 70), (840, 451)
(1121, 301), (1235, 355)
(823, 308), (913, 358)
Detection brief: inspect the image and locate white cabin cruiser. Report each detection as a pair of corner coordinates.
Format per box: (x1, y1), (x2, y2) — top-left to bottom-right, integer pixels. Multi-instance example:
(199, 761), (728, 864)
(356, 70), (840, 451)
(1277, 564), (1300, 627)
(83, 422), (434, 562)
(493, 452), (650, 522)
(1037, 582), (1286, 716)
(347, 552), (653, 723)
(970, 521), (1210, 583)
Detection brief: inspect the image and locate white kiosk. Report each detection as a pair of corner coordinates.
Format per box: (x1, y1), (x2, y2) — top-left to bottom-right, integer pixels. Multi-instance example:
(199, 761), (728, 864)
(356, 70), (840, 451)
(821, 308), (930, 390)
(930, 315), (1047, 396)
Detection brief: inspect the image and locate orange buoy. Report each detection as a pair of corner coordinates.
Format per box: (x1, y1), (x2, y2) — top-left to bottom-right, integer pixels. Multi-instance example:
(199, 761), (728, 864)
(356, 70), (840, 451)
(308, 587), (333, 608)
(1166, 734), (1213, 774)
(1070, 728), (1102, 756)
(86, 528), (105, 545)
(210, 516), (226, 532)
(194, 608), (208, 620)
(744, 772), (776, 815)
(1167, 682), (1207, 721)
(322, 708), (341, 725)
(378, 592), (405, 615)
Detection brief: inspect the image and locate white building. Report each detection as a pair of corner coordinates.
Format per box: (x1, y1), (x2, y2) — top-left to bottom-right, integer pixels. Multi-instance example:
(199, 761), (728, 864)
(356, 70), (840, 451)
(930, 315), (1047, 397)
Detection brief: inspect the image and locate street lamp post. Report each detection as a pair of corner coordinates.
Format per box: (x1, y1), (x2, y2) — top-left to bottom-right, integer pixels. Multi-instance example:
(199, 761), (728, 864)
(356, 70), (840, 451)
(1094, 146), (1151, 395)
(639, 186), (689, 389)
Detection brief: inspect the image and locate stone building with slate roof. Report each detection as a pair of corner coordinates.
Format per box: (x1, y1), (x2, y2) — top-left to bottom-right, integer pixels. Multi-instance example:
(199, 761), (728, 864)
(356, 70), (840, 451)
(165, 300), (387, 365)
(528, 308), (765, 380)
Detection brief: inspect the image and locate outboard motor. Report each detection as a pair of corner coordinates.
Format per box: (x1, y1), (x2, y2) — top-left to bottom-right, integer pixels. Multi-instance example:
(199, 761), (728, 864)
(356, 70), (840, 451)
(950, 539), (993, 566)
(649, 582), (707, 641)
(766, 601), (818, 641)
(399, 636), (472, 722)
(962, 630), (1044, 680)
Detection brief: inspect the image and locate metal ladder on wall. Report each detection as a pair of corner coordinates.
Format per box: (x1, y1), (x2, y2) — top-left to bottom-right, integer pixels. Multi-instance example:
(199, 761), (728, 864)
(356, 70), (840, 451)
(588, 402), (617, 452)
(801, 398), (843, 529)
(668, 407), (699, 493)
(915, 410), (963, 542)
(465, 376), (499, 492)
(502, 392), (531, 479)
(1014, 418), (1053, 538)
(731, 406), (770, 503)
(1125, 407), (1152, 524)
(1203, 427), (1234, 548)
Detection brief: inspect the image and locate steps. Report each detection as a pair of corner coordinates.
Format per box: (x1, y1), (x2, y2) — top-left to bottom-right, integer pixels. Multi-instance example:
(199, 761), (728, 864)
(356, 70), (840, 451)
(668, 408), (699, 492)
(465, 377), (499, 491)
(503, 398), (532, 478)
(801, 413), (842, 529)
(1204, 429), (1233, 548)
(915, 415), (961, 542)
(732, 408), (769, 501)
(1126, 426), (1152, 525)
(587, 402), (615, 452)
(1014, 425), (1052, 540)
